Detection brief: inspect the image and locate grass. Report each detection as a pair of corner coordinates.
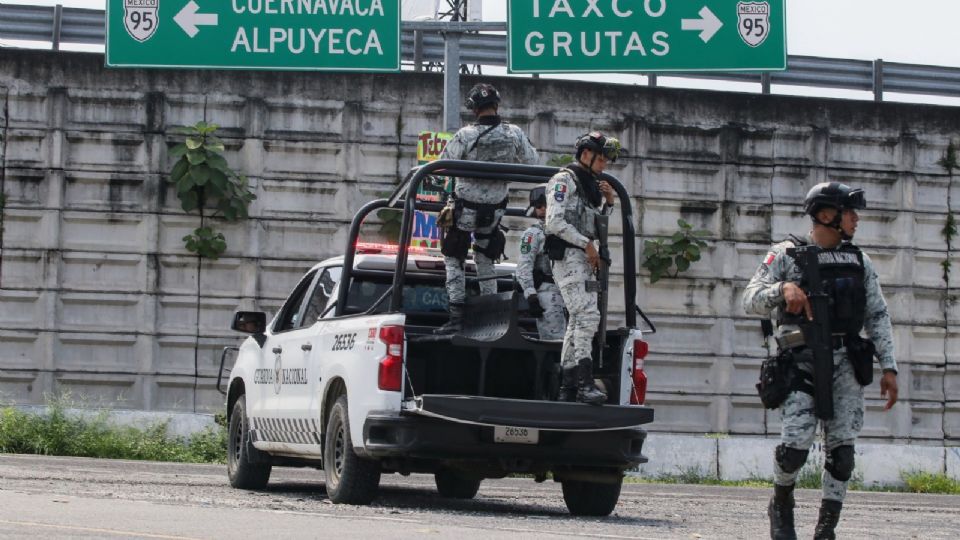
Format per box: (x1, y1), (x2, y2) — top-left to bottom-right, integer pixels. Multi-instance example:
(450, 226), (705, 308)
(0, 396), (227, 464)
(901, 471), (960, 495)
(630, 467), (960, 495)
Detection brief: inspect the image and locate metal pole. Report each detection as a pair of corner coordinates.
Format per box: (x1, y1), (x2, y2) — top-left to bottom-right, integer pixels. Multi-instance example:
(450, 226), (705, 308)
(52, 4), (63, 51)
(647, 74), (657, 88)
(413, 29), (423, 72)
(443, 31), (461, 132)
(873, 59), (884, 102)
(761, 72), (771, 94)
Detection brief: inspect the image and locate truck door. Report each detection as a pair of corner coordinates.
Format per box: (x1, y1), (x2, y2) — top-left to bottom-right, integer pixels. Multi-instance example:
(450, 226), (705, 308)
(255, 269), (318, 444)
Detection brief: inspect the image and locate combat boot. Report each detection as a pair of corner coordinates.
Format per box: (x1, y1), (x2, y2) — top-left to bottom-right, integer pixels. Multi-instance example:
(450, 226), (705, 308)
(768, 483), (797, 540)
(434, 303), (464, 335)
(557, 365), (578, 402)
(813, 500), (842, 540)
(575, 358), (606, 404)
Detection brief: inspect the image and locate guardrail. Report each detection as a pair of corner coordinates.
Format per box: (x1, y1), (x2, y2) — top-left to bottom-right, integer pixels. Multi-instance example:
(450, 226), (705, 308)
(2, 3), (960, 102)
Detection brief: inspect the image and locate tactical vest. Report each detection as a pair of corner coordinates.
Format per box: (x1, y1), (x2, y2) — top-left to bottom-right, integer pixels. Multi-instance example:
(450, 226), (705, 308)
(781, 242), (867, 335)
(557, 169), (601, 240)
(468, 122), (519, 163)
(529, 224), (554, 286)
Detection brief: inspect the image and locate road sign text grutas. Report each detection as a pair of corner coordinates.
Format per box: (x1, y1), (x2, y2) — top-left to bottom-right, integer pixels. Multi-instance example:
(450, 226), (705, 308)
(230, 0), (386, 55)
(524, 0), (671, 59)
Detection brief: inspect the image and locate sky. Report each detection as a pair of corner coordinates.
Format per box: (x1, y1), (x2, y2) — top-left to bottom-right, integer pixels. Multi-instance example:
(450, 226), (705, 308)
(7, 0), (960, 105)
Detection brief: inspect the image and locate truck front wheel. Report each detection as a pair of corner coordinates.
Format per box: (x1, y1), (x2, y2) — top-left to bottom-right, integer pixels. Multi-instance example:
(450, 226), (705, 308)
(227, 396), (271, 489)
(561, 478), (623, 516)
(434, 469), (481, 499)
(323, 395), (381, 504)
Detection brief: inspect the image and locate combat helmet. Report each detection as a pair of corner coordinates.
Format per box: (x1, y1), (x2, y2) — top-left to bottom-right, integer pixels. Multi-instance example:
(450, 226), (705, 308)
(803, 181), (866, 236)
(575, 131), (622, 163)
(465, 83), (501, 111)
(525, 184), (547, 217)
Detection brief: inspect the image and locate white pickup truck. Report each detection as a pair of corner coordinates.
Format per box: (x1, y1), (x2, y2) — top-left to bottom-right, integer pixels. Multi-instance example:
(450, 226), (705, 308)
(220, 161), (655, 516)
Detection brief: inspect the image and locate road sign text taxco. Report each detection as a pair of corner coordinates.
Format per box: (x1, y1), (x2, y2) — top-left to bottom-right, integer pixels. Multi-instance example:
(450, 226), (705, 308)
(106, 0), (400, 71)
(507, 0), (786, 73)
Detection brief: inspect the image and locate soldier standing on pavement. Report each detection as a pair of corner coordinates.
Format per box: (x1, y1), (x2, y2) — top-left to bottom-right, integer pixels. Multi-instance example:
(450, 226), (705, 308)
(434, 83), (539, 335)
(545, 132), (621, 404)
(516, 185), (566, 341)
(742, 182), (899, 540)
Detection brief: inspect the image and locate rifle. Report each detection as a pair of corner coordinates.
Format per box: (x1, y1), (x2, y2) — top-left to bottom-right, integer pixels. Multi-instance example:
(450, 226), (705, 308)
(595, 213), (611, 368)
(787, 245), (834, 420)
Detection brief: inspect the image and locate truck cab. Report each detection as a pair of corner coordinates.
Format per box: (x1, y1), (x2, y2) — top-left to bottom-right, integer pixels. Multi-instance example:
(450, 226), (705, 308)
(221, 160), (654, 516)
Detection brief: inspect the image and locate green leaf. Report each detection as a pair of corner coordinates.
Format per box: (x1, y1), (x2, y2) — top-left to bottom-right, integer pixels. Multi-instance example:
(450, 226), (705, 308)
(204, 141), (226, 153)
(205, 153), (229, 171)
(677, 218), (691, 229)
(186, 150), (206, 165)
(671, 231), (685, 242)
(176, 174), (195, 194)
(209, 169), (228, 191)
(169, 159), (189, 183)
(186, 137), (203, 150)
(180, 191), (199, 212)
(685, 244), (701, 259)
(675, 256), (691, 272)
(191, 165), (211, 186)
(168, 144), (188, 160)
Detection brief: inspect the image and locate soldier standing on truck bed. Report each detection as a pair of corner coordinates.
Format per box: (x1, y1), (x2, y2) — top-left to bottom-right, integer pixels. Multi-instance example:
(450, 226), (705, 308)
(516, 185), (566, 341)
(742, 182), (899, 540)
(434, 83), (539, 335)
(544, 132), (620, 404)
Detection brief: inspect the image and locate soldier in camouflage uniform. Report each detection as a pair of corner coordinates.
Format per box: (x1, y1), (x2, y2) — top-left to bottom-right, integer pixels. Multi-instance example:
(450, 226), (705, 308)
(545, 132), (620, 404)
(435, 83), (539, 335)
(516, 185), (566, 341)
(742, 182), (899, 540)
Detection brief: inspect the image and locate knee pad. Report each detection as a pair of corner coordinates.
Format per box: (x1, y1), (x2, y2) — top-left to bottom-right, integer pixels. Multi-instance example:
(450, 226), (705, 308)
(775, 444), (809, 474)
(825, 445), (855, 482)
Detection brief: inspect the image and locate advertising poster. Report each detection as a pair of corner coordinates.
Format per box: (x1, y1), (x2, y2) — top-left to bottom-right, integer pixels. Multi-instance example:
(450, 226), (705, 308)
(411, 131), (453, 248)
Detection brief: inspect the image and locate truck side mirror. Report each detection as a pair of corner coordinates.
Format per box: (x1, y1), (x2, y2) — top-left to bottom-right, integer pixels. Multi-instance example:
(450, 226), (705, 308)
(231, 311), (266, 334)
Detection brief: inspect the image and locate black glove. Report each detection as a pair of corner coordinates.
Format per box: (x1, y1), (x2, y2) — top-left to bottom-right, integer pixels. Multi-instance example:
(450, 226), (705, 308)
(526, 294), (544, 318)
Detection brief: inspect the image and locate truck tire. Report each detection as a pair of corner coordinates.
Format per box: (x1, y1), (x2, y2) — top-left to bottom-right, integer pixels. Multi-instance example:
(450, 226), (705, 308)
(323, 395), (381, 504)
(434, 470), (481, 499)
(561, 478), (622, 516)
(227, 397), (271, 489)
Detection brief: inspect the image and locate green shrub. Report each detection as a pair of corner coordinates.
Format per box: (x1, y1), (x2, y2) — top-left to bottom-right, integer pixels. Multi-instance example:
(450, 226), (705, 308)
(901, 471), (960, 495)
(0, 398), (226, 464)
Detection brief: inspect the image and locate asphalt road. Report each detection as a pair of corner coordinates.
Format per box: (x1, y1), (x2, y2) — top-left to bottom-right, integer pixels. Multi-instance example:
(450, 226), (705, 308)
(0, 454), (957, 539)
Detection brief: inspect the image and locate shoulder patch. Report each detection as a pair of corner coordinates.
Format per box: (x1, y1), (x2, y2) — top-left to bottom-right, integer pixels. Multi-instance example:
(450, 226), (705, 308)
(553, 183), (567, 202)
(520, 233), (534, 254)
(763, 252), (776, 265)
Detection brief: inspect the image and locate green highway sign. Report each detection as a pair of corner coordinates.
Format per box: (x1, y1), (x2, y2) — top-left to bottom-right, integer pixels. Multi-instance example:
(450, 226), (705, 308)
(507, 0), (786, 73)
(106, 0), (399, 71)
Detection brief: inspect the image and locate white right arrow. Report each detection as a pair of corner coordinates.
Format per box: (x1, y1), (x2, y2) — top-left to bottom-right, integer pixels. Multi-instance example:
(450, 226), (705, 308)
(174, 0), (218, 39)
(681, 6), (723, 43)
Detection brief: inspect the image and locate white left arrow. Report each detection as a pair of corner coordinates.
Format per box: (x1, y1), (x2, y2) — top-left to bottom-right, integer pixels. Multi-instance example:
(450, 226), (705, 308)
(681, 6), (723, 43)
(174, 0), (218, 38)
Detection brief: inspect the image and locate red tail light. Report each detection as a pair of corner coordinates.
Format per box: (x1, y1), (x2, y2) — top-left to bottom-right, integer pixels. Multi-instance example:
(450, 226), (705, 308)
(378, 325), (404, 391)
(631, 339), (649, 405)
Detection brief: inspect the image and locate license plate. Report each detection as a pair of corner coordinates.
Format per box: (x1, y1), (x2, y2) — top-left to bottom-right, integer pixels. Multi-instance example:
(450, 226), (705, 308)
(493, 425), (539, 444)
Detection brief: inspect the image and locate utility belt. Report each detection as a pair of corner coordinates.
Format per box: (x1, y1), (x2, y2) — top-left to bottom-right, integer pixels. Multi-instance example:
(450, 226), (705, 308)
(457, 198), (508, 227)
(775, 331), (848, 351)
(758, 331), (876, 409)
(545, 234), (589, 261)
(533, 269), (555, 288)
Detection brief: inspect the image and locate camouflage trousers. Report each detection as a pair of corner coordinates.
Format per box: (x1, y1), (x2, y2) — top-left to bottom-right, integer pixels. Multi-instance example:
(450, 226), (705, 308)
(443, 208), (505, 305)
(553, 250), (600, 369)
(535, 283), (566, 341)
(774, 347), (865, 502)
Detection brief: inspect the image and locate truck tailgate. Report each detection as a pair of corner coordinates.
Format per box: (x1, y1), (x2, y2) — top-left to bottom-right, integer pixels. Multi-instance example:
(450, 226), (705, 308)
(408, 395), (654, 431)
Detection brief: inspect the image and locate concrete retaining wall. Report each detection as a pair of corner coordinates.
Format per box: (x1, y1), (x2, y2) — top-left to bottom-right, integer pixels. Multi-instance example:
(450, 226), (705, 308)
(0, 48), (957, 446)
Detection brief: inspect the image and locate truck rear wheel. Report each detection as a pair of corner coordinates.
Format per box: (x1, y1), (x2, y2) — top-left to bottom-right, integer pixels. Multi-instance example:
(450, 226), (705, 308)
(227, 397), (271, 489)
(434, 470), (481, 499)
(561, 478), (622, 516)
(323, 395), (381, 504)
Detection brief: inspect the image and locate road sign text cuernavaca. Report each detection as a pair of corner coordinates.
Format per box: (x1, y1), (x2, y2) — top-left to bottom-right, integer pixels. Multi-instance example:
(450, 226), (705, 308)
(508, 0), (786, 73)
(106, 0), (400, 71)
